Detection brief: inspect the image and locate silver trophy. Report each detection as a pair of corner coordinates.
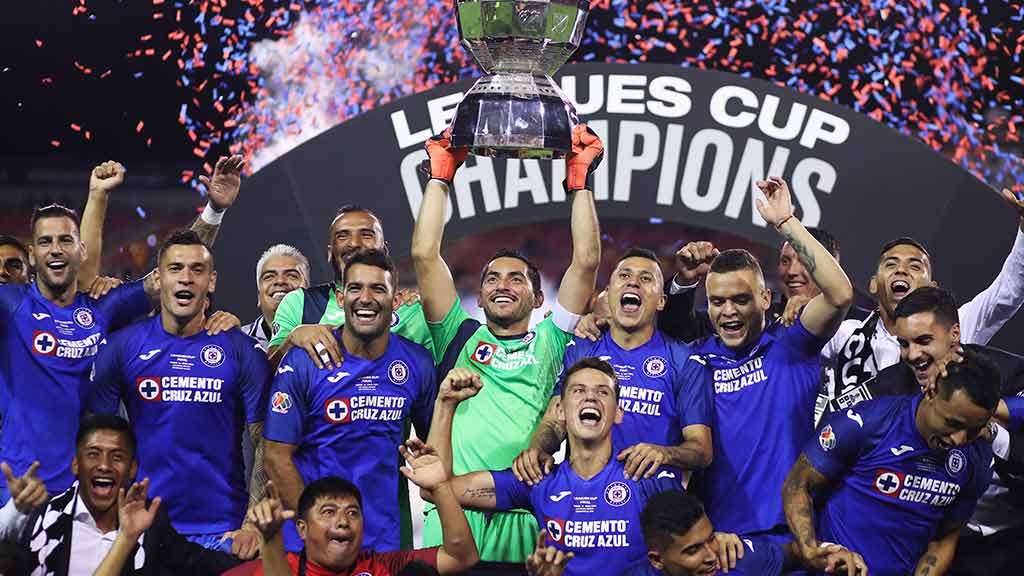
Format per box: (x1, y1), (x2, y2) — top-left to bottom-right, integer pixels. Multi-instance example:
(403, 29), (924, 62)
(450, 0), (590, 159)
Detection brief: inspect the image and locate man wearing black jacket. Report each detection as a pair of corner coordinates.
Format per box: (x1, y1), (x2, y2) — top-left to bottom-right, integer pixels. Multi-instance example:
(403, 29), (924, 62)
(822, 286), (1024, 575)
(0, 415), (239, 576)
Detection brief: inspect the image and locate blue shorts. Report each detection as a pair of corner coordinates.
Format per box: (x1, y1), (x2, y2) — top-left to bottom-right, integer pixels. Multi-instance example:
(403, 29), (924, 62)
(183, 532), (234, 553)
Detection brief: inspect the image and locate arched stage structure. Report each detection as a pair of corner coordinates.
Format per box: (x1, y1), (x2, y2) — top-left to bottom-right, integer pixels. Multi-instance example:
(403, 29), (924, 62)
(216, 63), (1021, 347)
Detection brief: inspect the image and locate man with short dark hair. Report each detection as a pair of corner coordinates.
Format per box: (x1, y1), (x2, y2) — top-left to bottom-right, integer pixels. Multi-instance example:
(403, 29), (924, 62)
(86, 230), (270, 557)
(695, 177), (853, 545)
(267, 205), (434, 370)
(630, 490), (866, 576)
(263, 249), (438, 554)
(0, 414), (240, 575)
(516, 247), (713, 487)
(784, 348), (999, 575)
(821, 189), (1024, 416)
(0, 235), (29, 286)
(413, 125), (603, 561)
(427, 358), (683, 575)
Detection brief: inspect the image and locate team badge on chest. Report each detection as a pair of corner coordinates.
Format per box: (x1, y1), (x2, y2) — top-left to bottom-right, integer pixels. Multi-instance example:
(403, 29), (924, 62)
(604, 482), (631, 507)
(389, 360), (409, 384)
(73, 307), (95, 329)
(200, 344), (225, 368)
(472, 342), (497, 365)
(643, 356), (667, 378)
(945, 449), (965, 476)
(325, 398), (351, 423)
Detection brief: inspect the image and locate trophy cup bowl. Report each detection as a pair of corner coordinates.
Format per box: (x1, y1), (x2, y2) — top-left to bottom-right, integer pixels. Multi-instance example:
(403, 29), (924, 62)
(450, 0), (590, 159)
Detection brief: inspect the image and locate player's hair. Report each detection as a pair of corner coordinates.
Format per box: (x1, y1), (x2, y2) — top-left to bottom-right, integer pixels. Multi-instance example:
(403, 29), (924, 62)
(340, 248), (396, 288)
(76, 414), (137, 458)
(616, 247), (661, 266)
(879, 237), (931, 264)
(935, 347), (1001, 411)
(157, 229), (214, 268)
(255, 244), (310, 289)
(560, 357), (619, 401)
(298, 476), (363, 520)
(332, 204), (384, 232)
(0, 235), (29, 261)
(640, 490), (706, 551)
(893, 286), (958, 328)
(709, 249), (765, 284)
(479, 249), (542, 296)
(806, 227), (840, 261)
(30, 204), (81, 237)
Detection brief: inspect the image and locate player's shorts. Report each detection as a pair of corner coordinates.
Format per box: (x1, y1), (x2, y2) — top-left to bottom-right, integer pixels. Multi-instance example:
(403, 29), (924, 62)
(422, 507), (536, 563)
(184, 532), (234, 553)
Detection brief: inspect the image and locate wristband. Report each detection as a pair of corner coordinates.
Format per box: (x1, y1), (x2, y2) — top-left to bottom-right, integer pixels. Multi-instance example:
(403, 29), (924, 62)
(200, 203), (225, 225)
(775, 213), (795, 230)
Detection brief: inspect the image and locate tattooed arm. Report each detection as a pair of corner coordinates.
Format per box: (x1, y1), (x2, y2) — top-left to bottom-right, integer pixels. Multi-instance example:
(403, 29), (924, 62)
(914, 522), (962, 576)
(756, 177), (853, 338)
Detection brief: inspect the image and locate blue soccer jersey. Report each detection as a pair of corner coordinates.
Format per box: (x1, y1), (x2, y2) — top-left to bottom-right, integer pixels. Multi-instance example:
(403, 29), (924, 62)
(555, 331), (712, 451)
(85, 315), (270, 534)
(0, 281), (150, 499)
(805, 395), (992, 575)
(491, 459), (683, 576)
(264, 330), (437, 553)
(695, 320), (827, 537)
(625, 536), (786, 576)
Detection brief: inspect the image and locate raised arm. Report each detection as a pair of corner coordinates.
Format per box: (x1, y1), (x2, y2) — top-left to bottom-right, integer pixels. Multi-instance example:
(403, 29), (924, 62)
(94, 479), (162, 576)
(411, 132), (468, 322)
(189, 155), (245, 247)
(248, 481), (296, 576)
(79, 161), (125, 287)
(555, 125), (603, 315)
(756, 177), (853, 338)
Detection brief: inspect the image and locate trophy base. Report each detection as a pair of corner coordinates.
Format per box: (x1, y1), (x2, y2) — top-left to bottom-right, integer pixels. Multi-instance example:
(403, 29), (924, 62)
(450, 73), (579, 159)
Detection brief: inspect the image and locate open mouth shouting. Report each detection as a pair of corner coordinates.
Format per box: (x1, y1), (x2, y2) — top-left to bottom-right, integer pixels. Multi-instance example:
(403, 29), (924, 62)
(173, 289), (196, 307)
(351, 305), (381, 324)
(890, 279), (912, 299)
(90, 476), (117, 500)
(619, 292), (642, 314)
(578, 406), (603, 429)
(719, 319), (744, 338)
(325, 530), (356, 554)
(910, 356), (933, 382)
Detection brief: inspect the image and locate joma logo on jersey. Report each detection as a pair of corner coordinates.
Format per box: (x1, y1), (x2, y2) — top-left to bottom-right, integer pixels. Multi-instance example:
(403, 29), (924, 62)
(472, 342), (497, 365)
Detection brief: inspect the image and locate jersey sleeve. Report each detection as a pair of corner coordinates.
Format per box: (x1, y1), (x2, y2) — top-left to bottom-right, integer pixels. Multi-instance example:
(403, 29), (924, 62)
(957, 230), (1024, 346)
(637, 468), (685, 501)
(233, 332), (271, 424)
(490, 469), (533, 511)
(426, 298), (473, 364)
(787, 317), (832, 359)
(85, 335), (126, 415)
(802, 407), (873, 480)
(262, 348), (312, 445)
(552, 337), (588, 398)
(1006, 396), (1024, 431)
(267, 289), (305, 348)
(378, 547), (440, 571)
(945, 446), (994, 525)
(410, 349), (438, 439)
(392, 302), (435, 351)
(94, 280), (151, 331)
(670, 344), (713, 428)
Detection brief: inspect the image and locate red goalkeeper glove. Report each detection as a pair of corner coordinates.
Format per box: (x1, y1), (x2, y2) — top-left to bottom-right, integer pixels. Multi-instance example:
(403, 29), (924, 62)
(564, 124), (604, 194)
(423, 128), (469, 187)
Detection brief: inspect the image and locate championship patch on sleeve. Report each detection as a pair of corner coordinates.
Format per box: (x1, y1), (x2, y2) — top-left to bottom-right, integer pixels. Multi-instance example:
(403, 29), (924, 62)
(271, 391), (293, 415)
(818, 424), (837, 451)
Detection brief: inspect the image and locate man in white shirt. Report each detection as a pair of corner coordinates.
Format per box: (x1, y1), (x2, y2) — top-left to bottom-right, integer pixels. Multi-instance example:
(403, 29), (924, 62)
(242, 244), (311, 352)
(822, 190), (1024, 417)
(0, 415), (238, 575)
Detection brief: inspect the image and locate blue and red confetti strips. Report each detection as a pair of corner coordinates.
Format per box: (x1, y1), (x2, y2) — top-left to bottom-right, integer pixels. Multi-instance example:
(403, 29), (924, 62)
(56, 0), (1023, 195)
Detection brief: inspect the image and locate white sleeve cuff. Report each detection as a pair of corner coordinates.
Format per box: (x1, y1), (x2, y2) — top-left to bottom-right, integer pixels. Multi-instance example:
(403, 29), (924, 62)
(550, 302), (582, 334)
(669, 276), (699, 295)
(992, 423), (1010, 460)
(0, 497), (29, 542)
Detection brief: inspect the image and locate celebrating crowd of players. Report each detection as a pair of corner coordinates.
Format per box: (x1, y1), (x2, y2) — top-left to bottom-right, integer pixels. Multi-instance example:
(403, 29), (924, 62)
(1, 125), (1024, 576)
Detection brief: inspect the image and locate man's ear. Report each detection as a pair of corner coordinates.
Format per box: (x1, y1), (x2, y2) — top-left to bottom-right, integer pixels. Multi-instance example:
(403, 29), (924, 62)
(532, 290), (545, 310)
(334, 285), (344, 308)
(655, 292), (666, 312)
(208, 270), (217, 294)
(71, 456), (79, 477)
(647, 549), (665, 571)
(761, 287), (772, 311)
(614, 404), (624, 424)
(869, 275), (879, 295)
(296, 518), (308, 540)
(950, 323), (961, 346)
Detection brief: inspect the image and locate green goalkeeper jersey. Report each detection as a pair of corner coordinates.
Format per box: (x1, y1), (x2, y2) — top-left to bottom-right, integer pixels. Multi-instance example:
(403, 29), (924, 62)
(429, 298), (574, 474)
